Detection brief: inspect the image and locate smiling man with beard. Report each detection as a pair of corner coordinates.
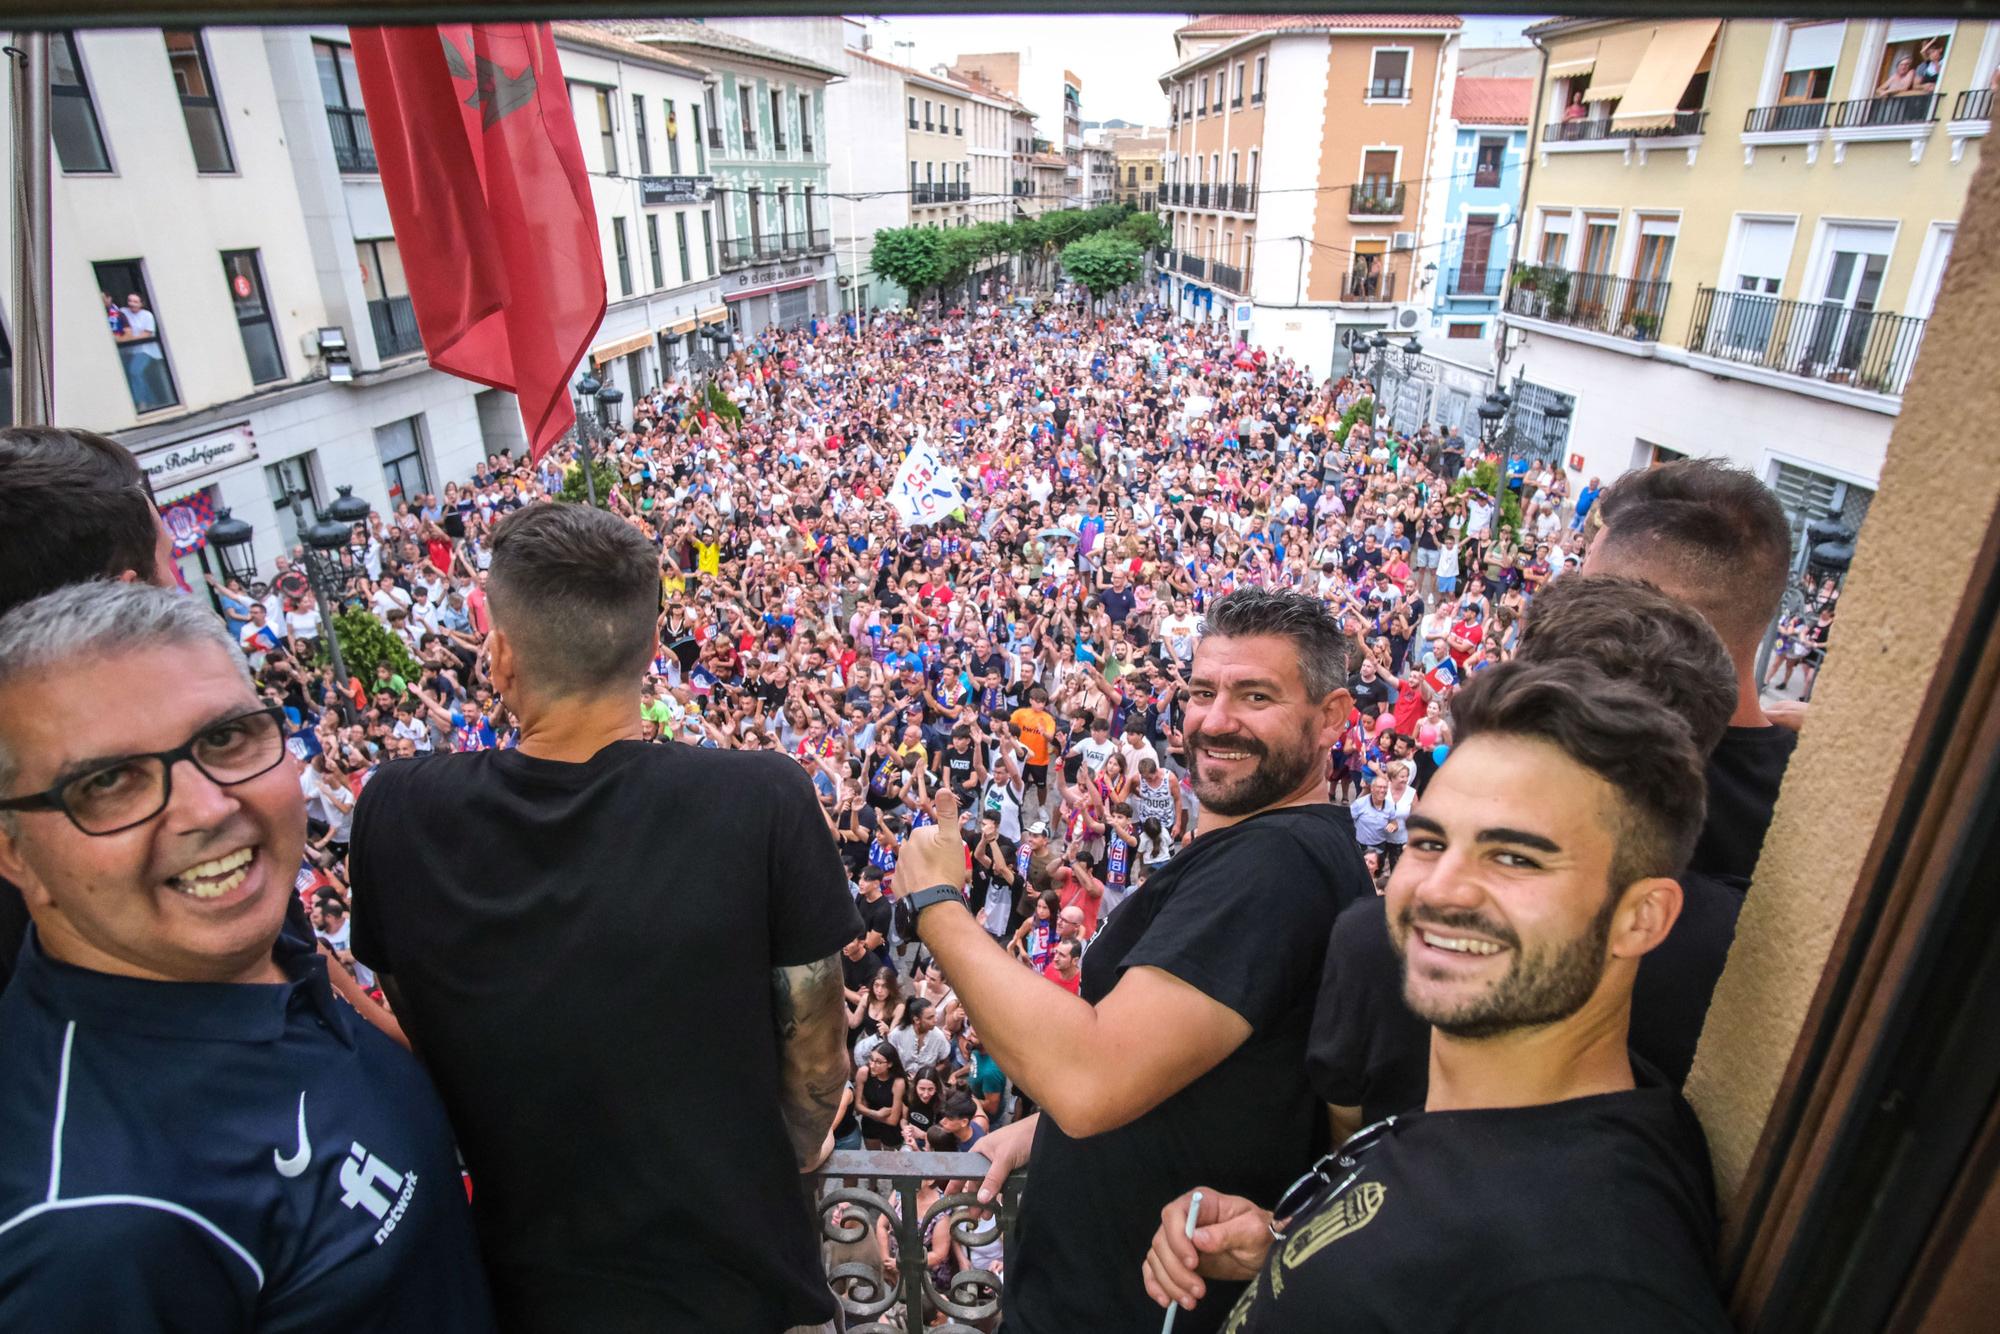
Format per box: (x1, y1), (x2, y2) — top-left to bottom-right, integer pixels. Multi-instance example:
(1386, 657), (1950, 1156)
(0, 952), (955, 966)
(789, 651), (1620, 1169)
(1142, 662), (1730, 1333)
(891, 589), (1372, 1332)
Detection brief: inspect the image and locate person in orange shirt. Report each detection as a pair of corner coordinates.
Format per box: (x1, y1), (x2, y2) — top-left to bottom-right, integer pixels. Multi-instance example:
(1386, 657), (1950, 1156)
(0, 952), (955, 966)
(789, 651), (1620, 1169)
(1008, 685), (1057, 807)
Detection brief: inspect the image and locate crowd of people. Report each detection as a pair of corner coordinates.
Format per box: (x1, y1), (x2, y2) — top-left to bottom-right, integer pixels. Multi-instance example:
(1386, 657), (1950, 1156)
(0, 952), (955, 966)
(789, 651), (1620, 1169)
(0, 284), (1816, 1333)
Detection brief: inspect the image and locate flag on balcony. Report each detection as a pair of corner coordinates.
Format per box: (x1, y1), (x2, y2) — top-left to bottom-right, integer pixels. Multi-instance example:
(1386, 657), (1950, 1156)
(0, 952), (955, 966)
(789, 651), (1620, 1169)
(348, 24), (604, 461)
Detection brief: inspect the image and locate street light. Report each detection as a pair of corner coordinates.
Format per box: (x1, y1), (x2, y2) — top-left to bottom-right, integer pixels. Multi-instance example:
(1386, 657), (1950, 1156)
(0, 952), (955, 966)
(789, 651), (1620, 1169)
(572, 370), (603, 506)
(294, 484), (369, 690)
(206, 509), (258, 588)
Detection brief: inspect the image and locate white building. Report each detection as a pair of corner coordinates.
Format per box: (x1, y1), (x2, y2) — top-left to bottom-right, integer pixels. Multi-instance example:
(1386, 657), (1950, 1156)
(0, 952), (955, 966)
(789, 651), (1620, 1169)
(552, 24), (728, 407)
(1, 26), (528, 583)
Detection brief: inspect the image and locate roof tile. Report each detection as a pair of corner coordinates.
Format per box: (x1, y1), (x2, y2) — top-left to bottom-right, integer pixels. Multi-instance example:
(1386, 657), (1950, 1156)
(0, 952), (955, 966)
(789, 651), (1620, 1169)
(1452, 77), (1535, 125)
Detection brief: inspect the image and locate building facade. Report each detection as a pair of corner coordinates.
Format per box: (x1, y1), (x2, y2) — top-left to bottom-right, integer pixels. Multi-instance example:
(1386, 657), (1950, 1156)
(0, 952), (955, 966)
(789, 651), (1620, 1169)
(552, 25), (727, 407)
(3, 25), (528, 585)
(895, 64), (975, 227)
(1081, 140), (1118, 205)
(1112, 131), (1167, 210)
(607, 20), (840, 334)
(1156, 14), (1463, 375)
(1505, 15), (1990, 528)
(1424, 76), (1533, 363)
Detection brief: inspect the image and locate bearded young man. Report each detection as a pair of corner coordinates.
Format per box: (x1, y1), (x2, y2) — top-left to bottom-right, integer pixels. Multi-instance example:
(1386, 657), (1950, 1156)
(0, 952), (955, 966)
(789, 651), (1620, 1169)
(1142, 662), (1731, 1333)
(892, 589), (1372, 1333)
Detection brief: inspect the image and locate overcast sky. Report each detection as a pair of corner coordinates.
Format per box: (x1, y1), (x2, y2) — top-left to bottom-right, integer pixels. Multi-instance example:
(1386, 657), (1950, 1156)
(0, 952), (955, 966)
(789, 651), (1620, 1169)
(872, 13), (1542, 127)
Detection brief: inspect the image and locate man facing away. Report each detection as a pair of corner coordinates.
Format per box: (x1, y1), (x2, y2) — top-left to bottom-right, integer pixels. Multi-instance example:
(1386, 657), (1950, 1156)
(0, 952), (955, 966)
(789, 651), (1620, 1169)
(0, 583), (494, 1332)
(893, 589), (1373, 1332)
(1145, 661), (1731, 1333)
(348, 504), (859, 1333)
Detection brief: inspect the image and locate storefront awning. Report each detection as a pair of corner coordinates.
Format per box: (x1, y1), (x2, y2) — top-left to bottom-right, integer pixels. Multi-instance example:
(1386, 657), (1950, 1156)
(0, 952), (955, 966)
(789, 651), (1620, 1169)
(665, 316), (699, 336)
(1546, 37), (1599, 80)
(590, 330), (654, 362)
(1582, 27), (1656, 101)
(1611, 19), (1720, 130)
(697, 304), (729, 325)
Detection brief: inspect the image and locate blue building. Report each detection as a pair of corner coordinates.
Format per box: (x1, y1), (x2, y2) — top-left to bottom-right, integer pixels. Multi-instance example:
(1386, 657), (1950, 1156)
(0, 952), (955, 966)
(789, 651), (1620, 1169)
(1427, 77), (1533, 364)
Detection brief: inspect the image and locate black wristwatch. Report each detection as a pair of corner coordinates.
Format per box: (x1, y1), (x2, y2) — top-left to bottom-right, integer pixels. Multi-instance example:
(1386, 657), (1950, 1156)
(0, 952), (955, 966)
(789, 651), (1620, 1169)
(904, 882), (966, 925)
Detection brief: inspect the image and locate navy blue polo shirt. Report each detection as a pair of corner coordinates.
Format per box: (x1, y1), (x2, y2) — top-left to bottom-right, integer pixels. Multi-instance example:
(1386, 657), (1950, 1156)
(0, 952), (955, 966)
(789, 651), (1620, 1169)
(0, 928), (495, 1333)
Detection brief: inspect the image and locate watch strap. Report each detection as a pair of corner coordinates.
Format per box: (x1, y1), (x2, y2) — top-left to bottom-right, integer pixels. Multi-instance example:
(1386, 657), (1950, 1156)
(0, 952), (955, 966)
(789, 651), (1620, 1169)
(905, 882), (966, 921)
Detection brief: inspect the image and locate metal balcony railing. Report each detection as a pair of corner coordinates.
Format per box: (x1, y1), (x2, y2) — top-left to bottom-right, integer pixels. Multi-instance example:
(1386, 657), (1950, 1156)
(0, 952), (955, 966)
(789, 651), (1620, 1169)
(1954, 88), (1995, 121)
(1450, 268), (1504, 297)
(1340, 268), (1399, 302)
(1194, 182), (1210, 207)
(809, 1151), (1025, 1333)
(1368, 79), (1407, 99)
(1745, 101), (1832, 134)
(1828, 93), (1938, 129)
(1211, 260), (1244, 291)
(741, 126), (759, 152)
(1179, 252), (1206, 280)
(1251, 90), (1264, 105)
(326, 106), (375, 173)
(707, 124), (724, 150)
(1505, 268), (1670, 341)
(1544, 109), (1707, 142)
(368, 294), (422, 358)
(774, 131), (788, 152)
(1219, 183), (1256, 212)
(914, 184), (935, 204)
(1349, 182), (1406, 217)
(803, 134), (815, 155)
(1687, 286), (1926, 396)
(1230, 95), (1243, 109)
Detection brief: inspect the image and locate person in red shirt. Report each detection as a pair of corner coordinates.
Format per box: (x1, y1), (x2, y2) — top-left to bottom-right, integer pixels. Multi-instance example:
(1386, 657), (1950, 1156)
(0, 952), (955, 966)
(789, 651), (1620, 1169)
(1446, 608), (1485, 670)
(1056, 861), (1105, 938)
(1041, 938), (1084, 995)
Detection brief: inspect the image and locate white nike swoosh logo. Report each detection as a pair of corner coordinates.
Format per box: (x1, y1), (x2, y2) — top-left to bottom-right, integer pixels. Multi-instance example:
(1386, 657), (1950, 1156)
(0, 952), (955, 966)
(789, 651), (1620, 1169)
(274, 1092), (311, 1179)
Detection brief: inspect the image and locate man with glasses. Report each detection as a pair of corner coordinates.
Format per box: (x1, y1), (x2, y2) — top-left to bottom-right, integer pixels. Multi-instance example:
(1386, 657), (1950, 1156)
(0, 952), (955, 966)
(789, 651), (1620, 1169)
(1140, 661), (1731, 1332)
(0, 581), (494, 1331)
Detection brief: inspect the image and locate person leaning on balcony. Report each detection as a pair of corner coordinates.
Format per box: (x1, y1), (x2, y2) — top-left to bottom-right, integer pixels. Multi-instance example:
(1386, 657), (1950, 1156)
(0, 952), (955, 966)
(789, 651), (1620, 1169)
(1878, 53), (1920, 96)
(345, 502), (861, 1334)
(1562, 91), (1588, 121)
(1143, 661), (1732, 1333)
(888, 589), (1374, 1334)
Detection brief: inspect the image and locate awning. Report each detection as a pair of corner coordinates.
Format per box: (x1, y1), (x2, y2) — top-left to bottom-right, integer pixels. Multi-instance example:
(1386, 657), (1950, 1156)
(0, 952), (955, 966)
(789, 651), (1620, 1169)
(697, 304), (729, 324)
(590, 330), (654, 362)
(1546, 37), (1599, 79)
(665, 316), (699, 336)
(1582, 27), (1656, 101)
(1611, 19), (1720, 129)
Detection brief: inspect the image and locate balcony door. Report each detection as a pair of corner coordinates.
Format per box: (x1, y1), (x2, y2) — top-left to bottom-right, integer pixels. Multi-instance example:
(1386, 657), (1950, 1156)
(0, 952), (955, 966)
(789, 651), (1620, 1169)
(1575, 216), (1619, 321)
(1458, 215), (1496, 294)
(1717, 216), (1797, 353)
(1804, 223), (1893, 377)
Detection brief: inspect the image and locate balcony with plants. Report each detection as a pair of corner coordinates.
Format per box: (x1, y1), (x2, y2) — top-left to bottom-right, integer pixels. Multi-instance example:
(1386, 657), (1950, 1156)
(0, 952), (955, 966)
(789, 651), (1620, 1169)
(1505, 263), (1669, 343)
(1347, 181), (1406, 221)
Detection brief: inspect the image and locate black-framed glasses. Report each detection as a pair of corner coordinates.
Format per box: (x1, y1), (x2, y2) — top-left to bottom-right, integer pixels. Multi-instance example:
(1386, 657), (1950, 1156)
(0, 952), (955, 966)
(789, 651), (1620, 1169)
(0, 707), (290, 836)
(1268, 1115), (1401, 1240)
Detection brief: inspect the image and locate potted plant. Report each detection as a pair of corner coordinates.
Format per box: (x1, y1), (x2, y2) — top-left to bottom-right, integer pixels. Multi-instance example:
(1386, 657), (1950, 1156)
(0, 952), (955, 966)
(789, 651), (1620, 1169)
(1546, 272), (1572, 320)
(1630, 311), (1660, 339)
(1510, 261), (1540, 292)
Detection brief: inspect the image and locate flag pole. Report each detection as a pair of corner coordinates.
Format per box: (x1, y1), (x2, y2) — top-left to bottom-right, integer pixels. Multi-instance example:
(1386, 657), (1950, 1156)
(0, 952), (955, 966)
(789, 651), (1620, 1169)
(8, 32), (54, 426)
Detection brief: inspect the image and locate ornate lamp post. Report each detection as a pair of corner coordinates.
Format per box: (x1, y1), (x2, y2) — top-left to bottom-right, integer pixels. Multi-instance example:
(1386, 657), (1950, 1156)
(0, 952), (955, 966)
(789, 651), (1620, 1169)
(295, 485), (370, 688)
(572, 370), (602, 506)
(204, 509), (258, 602)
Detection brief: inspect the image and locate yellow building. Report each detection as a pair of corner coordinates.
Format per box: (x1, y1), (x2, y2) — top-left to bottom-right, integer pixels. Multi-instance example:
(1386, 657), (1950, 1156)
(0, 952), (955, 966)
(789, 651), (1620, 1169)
(1505, 15), (1990, 522)
(1111, 131), (1167, 210)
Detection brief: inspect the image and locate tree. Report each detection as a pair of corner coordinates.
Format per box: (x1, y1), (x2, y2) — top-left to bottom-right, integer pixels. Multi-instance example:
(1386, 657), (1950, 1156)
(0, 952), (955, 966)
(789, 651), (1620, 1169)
(560, 455), (622, 508)
(1117, 211), (1169, 253)
(312, 606), (421, 683)
(1060, 234), (1144, 308)
(871, 227), (948, 308)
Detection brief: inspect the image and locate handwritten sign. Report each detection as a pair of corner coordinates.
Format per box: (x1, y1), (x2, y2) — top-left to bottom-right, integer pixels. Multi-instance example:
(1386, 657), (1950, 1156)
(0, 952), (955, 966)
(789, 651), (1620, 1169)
(890, 433), (961, 527)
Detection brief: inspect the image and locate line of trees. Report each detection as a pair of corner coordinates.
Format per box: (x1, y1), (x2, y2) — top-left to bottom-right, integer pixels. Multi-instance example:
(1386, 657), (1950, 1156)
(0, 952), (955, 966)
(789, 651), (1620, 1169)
(870, 205), (1169, 310)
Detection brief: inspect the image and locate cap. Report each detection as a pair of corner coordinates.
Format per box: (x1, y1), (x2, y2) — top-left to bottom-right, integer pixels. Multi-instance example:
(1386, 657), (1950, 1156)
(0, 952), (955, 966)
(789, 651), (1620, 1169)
(1027, 820), (1050, 836)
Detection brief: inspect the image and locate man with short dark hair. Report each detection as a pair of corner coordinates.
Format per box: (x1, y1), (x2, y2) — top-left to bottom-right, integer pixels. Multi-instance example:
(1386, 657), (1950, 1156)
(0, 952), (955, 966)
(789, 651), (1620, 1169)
(1583, 458), (1797, 885)
(892, 588), (1372, 1332)
(1144, 661), (1731, 1332)
(349, 503), (859, 1332)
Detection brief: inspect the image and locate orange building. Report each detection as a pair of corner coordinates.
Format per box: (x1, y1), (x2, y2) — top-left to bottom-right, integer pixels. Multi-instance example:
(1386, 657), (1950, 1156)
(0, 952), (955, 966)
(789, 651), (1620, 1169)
(1158, 14), (1462, 374)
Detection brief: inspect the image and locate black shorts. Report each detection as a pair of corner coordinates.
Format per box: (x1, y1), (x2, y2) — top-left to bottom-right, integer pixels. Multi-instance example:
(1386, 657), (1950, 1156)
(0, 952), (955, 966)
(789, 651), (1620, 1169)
(1024, 762), (1049, 788)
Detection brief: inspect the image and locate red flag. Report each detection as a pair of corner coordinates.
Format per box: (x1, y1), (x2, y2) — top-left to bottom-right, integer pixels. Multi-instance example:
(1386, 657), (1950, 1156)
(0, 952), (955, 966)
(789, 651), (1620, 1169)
(349, 24), (604, 461)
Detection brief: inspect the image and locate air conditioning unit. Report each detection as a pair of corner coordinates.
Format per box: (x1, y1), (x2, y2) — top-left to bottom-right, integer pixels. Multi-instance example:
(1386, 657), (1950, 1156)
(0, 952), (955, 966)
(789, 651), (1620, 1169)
(1390, 303), (1425, 332)
(1391, 231), (1417, 251)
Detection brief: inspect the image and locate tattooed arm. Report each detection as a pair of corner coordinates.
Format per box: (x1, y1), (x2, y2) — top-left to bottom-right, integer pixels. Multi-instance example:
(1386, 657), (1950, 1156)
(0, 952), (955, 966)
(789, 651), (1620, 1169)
(771, 953), (852, 1169)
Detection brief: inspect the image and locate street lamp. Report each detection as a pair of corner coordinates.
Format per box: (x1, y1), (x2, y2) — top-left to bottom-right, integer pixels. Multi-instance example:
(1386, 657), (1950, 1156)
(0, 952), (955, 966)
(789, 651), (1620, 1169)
(595, 383), (625, 433)
(572, 370), (602, 506)
(294, 484), (369, 690)
(206, 509), (258, 588)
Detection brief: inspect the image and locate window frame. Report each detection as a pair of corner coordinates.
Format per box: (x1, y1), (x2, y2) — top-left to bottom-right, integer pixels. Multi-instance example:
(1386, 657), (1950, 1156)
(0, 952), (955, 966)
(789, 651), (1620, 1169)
(1473, 136), (1506, 188)
(374, 416), (431, 508)
(220, 248), (285, 386)
(664, 98), (682, 173)
(51, 31), (113, 174)
(646, 213), (664, 289)
(633, 94), (651, 174)
(676, 212), (692, 283)
(93, 258), (180, 415)
(165, 30), (235, 175)
(595, 88), (619, 174)
(1368, 46), (1414, 102)
(1253, 54), (1268, 102)
(612, 215), (632, 297)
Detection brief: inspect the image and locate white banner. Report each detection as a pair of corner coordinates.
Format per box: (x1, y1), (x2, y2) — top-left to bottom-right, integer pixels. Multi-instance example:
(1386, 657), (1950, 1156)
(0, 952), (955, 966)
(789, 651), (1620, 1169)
(889, 433), (962, 527)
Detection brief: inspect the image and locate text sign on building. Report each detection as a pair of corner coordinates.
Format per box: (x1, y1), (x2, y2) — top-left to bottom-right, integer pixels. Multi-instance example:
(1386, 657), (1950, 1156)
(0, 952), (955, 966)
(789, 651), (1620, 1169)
(137, 423), (257, 491)
(638, 175), (714, 206)
(733, 259), (821, 291)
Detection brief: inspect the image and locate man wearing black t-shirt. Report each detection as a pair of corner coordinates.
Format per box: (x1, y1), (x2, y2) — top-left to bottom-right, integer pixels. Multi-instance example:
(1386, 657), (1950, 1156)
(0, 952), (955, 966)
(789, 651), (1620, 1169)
(1308, 577), (1743, 1131)
(893, 590), (1370, 1333)
(1583, 459), (1798, 887)
(1145, 662), (1731, 1333)
(350, 505), (859, 1334)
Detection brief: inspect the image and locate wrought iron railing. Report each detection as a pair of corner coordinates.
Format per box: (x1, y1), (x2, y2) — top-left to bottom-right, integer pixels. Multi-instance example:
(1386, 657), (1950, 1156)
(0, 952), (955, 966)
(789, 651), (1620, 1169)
(326, 106), (375, 172)
(1687, 286), (1927, 396)
(1219, 183), (1256, 212)
(809, 1151), (1024, 1334)
(741, 126), (759, 152)
(1368, 78), (1407, 99)
(1952, 88), (1994, 122)
(1451, 267), (1504, 297)
(1828, 93), (1938, 129)
(914, 184), (936, 204)
(1340, 268), (1399, 302)
(1349, 182), (1406, 217)
(1745, 101), (1832, 134)
(1505, 268), (1669, 340)
(1211, 260), (1244, 291)
(707, 124), (724, 150)
(1543, 109), (1707, 142)
(368, 294), (422, 358)
(1194, 182), (1211, 208)
(1251, 90), (1264, 105)
(1179, 252), (1206, 280)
